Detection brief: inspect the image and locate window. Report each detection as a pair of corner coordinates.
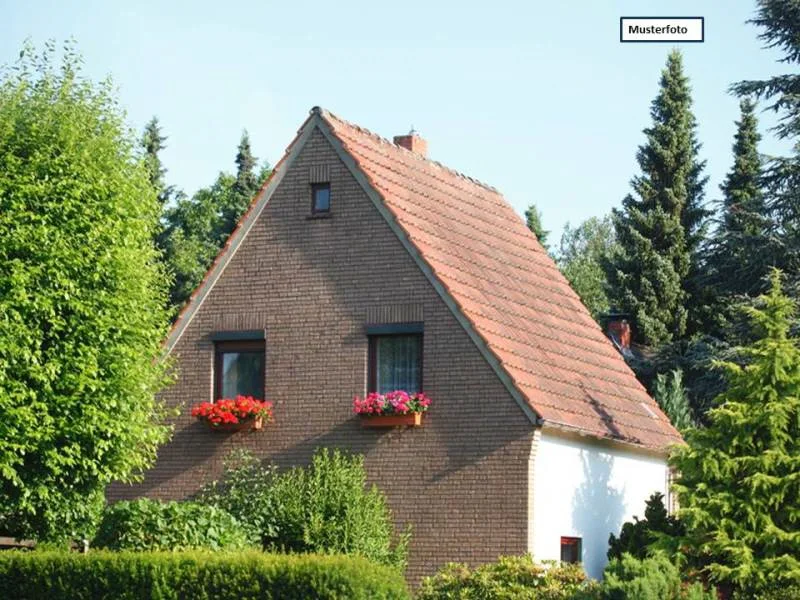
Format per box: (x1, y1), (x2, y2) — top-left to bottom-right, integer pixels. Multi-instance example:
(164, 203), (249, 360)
(214, 340), (265, 400)
(560, 536), (582, 564)
(368, 333), (422, 394)
(312, 182), (330, 213)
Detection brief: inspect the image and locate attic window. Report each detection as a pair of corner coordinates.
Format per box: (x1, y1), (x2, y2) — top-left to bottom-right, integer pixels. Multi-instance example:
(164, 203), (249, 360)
(560, 536), (582, 564)
(312, 182), (330, 214)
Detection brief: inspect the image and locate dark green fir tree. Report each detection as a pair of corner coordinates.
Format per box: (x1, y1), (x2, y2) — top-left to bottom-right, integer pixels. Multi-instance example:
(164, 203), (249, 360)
(221, 130), (260, 239)
(605, 50), (708, 346)
(524, 203), (550, 251)
(141, 116), (174, 209)
(707, 99), (773, 310)
(732, 0), (800, 287)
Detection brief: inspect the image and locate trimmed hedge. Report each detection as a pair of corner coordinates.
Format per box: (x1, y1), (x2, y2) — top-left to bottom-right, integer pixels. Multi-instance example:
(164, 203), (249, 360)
(0, 550), (410, 600)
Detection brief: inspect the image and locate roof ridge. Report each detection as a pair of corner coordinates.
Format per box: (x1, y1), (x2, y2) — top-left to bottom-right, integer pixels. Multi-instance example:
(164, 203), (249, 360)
(316, 106), (500, 194)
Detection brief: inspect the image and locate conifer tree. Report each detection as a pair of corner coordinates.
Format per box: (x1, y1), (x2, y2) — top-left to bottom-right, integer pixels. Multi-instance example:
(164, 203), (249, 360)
(221, 131), (260, 239)
(732, 0), (800, 286)
(141, 117), (172, 209)
(161, 134), (271, 311)
(707, 99), (772, 303)
(671, 270), (800, 595)
(524, 203), (550, 250)
(605, 50), (708, 346)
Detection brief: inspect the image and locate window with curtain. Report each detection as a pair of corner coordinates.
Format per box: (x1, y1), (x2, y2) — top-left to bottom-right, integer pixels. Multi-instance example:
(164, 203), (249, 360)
(214, 340), (265, 400)
(369, 334), (422, 394)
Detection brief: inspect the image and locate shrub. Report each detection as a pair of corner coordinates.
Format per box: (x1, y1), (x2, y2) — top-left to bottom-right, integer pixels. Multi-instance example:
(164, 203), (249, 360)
(607, 493), (683, 561)
(93, 498), (256, 551)
(0, 549), (409, 599)
(417, 555), (601, 599)
(601, 553), (714, 600)
(201, 448), (409, 569)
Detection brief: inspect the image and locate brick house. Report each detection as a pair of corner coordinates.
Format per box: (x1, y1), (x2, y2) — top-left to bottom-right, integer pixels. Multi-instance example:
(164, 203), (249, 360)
(109, 107), (681, 581)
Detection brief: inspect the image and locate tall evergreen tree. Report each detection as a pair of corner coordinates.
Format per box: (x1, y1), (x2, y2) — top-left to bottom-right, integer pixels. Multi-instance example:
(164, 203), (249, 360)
(161, 133), (271, 311)
(141, 117), (172, 209)
(605, 50), (708, 346)
(671, 270), (800, 595)
(221, 131), (260, 239)
(732, 0), (800, 286)
(707, 99), (773, 305)
(524, 203), (550, 250)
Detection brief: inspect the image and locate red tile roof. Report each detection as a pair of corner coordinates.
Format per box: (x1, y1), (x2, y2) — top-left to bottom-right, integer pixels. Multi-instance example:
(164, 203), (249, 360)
(319, 108), (682, 451)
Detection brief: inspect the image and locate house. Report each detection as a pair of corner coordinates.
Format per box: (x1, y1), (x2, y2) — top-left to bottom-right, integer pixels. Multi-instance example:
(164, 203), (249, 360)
(109, 107), (682, 581)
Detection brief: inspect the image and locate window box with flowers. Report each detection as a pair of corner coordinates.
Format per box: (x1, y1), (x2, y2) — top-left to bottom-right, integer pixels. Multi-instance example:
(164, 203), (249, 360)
(353, 390), (431, 427)
(191, 395), (274, 433)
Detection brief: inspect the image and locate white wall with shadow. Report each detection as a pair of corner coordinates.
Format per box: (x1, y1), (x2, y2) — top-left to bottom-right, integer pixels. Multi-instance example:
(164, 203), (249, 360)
(529, 431), (668, 579)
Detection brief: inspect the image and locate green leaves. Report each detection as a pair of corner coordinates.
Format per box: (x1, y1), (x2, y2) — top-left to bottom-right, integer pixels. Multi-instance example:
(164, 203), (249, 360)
(0, 550), (410, 600)
(0, 41), (172, 542)
(93, 499), (257, 551)
(200, 448), (409, 570)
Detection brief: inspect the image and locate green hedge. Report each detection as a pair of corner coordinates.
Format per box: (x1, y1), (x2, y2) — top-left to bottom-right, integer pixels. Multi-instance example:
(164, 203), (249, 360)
(0, 550), (410, 600)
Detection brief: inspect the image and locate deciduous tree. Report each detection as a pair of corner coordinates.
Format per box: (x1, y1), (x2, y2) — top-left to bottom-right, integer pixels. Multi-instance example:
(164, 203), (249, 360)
(0, 42), (172, 541)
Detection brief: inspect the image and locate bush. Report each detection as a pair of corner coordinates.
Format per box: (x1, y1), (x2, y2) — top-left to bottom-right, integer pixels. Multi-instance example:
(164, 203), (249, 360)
(601, 554), (714, 600)
(417, 555), (601, 599)
(93, 498), (256, 551)
(201, 448), (409, 569)
(607, 493), (683, 561)
(0, 549), (409, 599)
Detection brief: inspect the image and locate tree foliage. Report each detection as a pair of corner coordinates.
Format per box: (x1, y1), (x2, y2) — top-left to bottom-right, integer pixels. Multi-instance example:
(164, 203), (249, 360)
(671, 271), (800, 594)
(0, 41), (172, 541)
(706, 99), (775, 327)
(651, 369), (695, 431)
(732, 0), (800, 288)
(160, 132), (270, 311)
(524, 203), (550, 251)
(605, 50), (708, 346)
(557, 215), (617, 319)
(608, 493), (684, 561)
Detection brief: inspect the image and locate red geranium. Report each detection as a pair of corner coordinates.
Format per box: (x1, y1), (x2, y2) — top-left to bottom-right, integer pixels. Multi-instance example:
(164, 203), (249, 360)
(191, 395), (274, 427)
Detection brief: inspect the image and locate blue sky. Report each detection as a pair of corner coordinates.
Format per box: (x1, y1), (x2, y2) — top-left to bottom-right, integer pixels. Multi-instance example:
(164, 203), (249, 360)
(3, 1), (788, 243)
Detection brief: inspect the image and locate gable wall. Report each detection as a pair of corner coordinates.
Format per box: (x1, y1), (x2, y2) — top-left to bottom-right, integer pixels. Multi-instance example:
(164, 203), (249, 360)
(530, 429), (669, 578)
(109, 127), (534, 582)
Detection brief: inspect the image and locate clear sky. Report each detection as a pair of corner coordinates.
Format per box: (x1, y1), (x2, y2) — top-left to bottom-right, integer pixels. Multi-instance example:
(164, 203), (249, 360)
(3, 1), (789, 242)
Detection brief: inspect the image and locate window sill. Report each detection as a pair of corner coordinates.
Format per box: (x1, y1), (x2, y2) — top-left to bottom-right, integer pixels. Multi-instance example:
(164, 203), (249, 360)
(306, 212), (332, 220)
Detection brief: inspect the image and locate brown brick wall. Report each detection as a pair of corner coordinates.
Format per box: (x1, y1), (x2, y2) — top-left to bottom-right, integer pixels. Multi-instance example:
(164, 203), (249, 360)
(108, 127), (534, 582)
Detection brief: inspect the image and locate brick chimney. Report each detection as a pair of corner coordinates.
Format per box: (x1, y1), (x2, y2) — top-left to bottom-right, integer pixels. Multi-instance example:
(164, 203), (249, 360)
(606, 315), (632, 350)
(393, 130), (427, 157)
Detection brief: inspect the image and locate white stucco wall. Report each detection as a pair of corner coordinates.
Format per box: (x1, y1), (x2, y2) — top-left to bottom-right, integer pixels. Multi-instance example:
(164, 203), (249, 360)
(529, 429), (669, 579)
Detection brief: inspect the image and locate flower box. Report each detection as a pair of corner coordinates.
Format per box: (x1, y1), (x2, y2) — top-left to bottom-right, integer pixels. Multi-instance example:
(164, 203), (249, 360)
(360, 412), (422, 428)
(204, 415), (263, 433)
(353, 391), (430, 428)
(191, 396), (273, 433)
